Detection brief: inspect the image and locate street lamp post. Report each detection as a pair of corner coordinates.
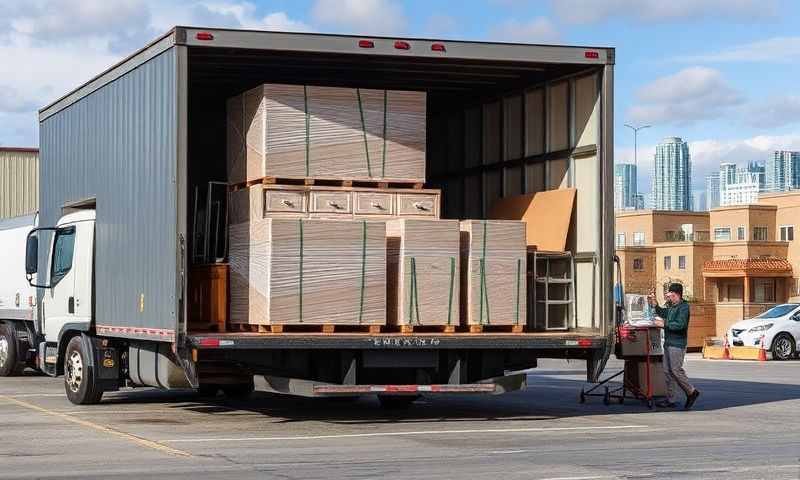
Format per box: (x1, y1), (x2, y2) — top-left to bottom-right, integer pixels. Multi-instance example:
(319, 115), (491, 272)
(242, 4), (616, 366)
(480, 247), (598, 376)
(624, 123), (651, 206)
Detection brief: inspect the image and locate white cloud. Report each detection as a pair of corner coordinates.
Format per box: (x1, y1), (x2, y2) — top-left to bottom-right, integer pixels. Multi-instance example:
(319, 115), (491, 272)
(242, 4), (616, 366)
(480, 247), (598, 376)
(626, 67), (744, 126)
(673, 36), (800, 64)
(487, 17), (560, 44)
(744, 96), (800, 129)
(550, 0), (777, 24)
(311, 0), (406, 35)
(261, 12), (312, 32)
(423, 14), (459, 38)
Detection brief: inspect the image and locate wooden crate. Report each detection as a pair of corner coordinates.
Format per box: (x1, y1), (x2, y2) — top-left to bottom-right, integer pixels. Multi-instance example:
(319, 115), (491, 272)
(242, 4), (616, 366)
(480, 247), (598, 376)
(459, 220), (527, 327)
(386, 219), (460, 328)
(188, 264), (228, 332)
(229, 217), (386, 326)
(227, 84), (426, 184)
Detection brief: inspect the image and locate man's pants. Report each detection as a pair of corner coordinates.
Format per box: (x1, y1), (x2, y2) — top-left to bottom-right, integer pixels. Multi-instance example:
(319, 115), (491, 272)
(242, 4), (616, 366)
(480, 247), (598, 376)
(663, 346), (695, 402)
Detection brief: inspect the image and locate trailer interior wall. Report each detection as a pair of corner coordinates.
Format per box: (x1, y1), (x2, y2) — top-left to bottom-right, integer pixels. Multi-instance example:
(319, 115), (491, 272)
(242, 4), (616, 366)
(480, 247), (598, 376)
(38, 48), (179, 341)
(184, 42), (611, 334)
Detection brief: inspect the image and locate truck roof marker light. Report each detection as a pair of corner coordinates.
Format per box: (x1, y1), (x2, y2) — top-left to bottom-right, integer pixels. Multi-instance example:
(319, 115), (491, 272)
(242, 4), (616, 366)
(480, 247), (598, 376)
(196, 32), (214, 41)
(358, 40), (375, 48)
(394, 41), (411, 50)
(198, 338), (220, 347)
(584, 51), (599, 59)
(431, 43), (446, 52)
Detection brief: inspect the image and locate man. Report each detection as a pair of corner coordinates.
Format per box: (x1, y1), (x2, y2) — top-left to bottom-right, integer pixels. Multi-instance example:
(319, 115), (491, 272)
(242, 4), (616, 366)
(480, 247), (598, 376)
(648, 283), (700, 410)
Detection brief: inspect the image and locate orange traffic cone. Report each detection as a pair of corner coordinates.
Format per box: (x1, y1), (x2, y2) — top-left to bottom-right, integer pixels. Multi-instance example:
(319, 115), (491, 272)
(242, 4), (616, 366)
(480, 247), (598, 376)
(758, 335), (768, 362)
(723, 334), (731, 360)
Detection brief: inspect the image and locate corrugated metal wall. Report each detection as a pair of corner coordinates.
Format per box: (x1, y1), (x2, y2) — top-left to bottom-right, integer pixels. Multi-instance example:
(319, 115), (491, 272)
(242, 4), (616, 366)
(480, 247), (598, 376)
(39, 48), (178, 338)
(0, 150), (39, 219)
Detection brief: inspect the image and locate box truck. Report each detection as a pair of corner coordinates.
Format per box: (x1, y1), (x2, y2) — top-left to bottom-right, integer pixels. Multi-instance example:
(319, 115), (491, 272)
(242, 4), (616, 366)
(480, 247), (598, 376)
(2, 27), (616, 406)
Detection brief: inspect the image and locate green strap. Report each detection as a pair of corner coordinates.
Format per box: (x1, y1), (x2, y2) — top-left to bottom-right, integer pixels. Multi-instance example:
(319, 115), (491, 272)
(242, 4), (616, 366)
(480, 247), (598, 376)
(478, 221), (490, 325)
(303, 86), (310, 177)
(381, 90), (387, 178)
(407, 257), (421, 325)
(446, 257), (455, 325)
(515, 258), (521, 325)
(356, 88), (373, 177)
(357, 221), (367, 323)
(298, 219), (304, 322)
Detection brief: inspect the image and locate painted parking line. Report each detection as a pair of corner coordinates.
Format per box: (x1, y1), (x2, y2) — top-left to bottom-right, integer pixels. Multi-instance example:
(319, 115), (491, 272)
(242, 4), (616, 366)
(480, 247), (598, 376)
(163, 424), (648, 443)
(0, 394), (192, 458)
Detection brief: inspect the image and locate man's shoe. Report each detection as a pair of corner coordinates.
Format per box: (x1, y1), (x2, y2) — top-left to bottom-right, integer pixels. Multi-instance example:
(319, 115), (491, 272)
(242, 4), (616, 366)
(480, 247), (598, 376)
(684, 389), (700, 410)
(655, 400), (677, 408)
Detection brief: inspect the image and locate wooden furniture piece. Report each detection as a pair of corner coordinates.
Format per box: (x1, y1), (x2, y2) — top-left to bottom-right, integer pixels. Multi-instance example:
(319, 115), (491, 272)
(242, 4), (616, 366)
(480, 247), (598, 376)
(488, 188), (576, 250)
(386, 219), (460, 332)
(188, 264), (228, 332)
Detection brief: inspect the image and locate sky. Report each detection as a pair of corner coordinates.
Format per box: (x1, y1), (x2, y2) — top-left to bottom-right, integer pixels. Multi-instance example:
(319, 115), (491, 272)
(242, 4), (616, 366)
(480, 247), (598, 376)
(2, 0), (800, 193)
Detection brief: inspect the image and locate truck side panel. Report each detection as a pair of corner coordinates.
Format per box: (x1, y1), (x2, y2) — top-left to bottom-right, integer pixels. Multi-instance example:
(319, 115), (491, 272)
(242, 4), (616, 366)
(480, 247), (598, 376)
(39, 48), (179, 342)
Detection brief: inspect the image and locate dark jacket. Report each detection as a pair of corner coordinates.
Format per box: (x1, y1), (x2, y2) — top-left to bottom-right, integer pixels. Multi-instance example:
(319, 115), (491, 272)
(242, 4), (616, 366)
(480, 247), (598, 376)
(655, 300), (690, 349)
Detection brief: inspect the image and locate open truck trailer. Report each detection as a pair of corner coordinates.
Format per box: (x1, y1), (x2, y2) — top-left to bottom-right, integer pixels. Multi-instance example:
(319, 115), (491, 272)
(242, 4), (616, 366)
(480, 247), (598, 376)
(10, 27), (616, 405)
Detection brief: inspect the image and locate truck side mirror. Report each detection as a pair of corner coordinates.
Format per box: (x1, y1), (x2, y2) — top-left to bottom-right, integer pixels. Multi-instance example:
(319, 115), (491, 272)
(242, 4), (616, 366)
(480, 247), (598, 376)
(25, 234), (38, 275)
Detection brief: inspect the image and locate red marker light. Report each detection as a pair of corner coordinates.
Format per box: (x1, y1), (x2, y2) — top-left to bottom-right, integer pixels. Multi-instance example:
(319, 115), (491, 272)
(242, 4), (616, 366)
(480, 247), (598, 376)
(578, 339), (593, 348)
(198, 338), (220, 347)
(584, 51), (599, 59)
(431, 43), (446, 52)
(196, 32), (214, 41)
(358, 39), (375, 48)
(394, 41), (411, 50)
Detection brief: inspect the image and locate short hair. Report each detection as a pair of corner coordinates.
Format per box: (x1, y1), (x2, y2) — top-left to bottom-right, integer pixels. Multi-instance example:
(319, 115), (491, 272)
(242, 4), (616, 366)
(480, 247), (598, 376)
(668, 283), (683, 297)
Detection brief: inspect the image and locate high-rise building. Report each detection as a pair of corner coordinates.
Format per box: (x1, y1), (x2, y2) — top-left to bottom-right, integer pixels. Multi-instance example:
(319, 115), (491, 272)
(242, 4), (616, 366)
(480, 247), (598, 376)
(705, 173), (720, 210)
(720, 168), (760, 206)
(748, 161), (766, 192)
(634, 193), (645, 210)
(719, 163), (737, 192)
(692, 191), (707, 211)
(766, 151), (800, 192)
(614, 163), (637, 210)
(652, 137), (691, 210)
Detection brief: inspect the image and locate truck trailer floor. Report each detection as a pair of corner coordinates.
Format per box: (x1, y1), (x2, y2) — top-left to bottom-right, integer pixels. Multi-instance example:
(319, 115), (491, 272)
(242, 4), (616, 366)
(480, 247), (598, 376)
(1, 356), (798, 480)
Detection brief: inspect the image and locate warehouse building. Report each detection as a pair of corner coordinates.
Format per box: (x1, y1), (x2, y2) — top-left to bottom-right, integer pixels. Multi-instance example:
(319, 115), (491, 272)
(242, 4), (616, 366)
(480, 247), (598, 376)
(0, 147), (39, 219)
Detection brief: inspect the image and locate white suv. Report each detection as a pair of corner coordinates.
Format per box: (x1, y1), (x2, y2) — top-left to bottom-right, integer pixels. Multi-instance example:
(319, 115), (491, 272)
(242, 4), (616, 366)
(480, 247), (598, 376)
(729, 303), (800, 361)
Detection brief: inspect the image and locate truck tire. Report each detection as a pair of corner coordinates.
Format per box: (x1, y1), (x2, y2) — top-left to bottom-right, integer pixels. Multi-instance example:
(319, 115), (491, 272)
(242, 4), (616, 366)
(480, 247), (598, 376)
(63, 336), (104, 405)
(0, 324), (26, 377)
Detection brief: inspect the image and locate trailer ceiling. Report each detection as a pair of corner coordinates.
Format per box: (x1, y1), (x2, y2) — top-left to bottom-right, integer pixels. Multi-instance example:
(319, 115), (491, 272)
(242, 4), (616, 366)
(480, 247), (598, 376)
(187, 47), (598, 107)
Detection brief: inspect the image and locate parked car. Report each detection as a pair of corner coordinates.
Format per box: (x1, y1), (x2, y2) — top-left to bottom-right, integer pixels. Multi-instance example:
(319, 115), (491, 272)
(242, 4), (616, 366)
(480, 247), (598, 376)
(729, 304), (800, 360)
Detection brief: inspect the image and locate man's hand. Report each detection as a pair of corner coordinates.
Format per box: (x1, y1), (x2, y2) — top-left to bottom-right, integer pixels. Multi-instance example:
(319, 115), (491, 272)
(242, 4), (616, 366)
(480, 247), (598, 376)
(653, 317), (664, 328)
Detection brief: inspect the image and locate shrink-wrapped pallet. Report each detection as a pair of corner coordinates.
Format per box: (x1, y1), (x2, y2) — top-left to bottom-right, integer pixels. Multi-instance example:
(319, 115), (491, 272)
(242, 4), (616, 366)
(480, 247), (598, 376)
(229, 215), (386, 326)
(386, 219), (460, 328)
(227, 84), (426, 184)
(459, 220), (527, 327)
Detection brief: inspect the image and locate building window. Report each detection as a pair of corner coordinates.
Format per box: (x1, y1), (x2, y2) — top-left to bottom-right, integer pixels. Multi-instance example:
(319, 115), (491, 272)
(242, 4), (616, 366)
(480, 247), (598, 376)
(678, 255), (686, 270)
(633, 258), (644, 271)
(714, 228), (731, 241)
(633, 232), (646, 246)
(719, 282), (744, 302)
(664, 230), (677, 241)
(663, 256), (671, 270)
(753, 226), (768, 241)
(616, 233), (626, 248)
(737, 226), (745, 241)
(780, 225), (795, 242)
(753, 278), (776, 303)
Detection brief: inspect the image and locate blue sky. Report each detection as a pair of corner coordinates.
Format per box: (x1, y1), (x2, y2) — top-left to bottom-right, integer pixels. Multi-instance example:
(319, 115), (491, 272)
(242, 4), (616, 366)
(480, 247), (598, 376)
(2, 0), (800, 192)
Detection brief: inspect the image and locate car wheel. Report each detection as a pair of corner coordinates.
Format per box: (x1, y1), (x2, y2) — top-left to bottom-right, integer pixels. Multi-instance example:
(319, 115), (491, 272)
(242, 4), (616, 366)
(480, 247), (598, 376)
(771, 333), (796, 361)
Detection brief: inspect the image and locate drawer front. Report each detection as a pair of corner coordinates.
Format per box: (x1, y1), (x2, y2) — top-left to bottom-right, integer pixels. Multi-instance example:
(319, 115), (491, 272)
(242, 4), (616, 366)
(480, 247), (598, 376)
(397, 193), (438, 217)
(309, 191), (352, 214)
(264, 190), (306, 214)
(354, 192), (394, 215)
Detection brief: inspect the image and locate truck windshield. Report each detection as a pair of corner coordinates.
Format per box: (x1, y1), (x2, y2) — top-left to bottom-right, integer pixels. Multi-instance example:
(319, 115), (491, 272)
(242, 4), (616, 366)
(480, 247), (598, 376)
(756, 304), (799, 319)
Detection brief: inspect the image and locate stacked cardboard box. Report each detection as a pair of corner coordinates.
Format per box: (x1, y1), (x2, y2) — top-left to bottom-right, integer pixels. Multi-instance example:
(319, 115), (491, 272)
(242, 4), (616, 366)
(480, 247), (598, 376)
(460, 220), (527, 327)
(227, 84), (427, 184)
(386, 219), (460, 328)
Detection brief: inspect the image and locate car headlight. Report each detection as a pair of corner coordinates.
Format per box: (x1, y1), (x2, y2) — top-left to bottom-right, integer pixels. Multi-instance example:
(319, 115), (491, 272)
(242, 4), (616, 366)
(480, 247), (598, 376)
(748, 323), (774, 333)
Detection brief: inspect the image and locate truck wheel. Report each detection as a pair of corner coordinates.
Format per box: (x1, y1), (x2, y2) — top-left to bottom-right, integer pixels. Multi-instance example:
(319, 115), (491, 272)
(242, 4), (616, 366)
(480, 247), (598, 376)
(377, 395), (419, 409)
(0, 324), (25, 377)
(222, 380), (255, 400)
(63, 336), (103, 405)
(771, 333), (796, 361)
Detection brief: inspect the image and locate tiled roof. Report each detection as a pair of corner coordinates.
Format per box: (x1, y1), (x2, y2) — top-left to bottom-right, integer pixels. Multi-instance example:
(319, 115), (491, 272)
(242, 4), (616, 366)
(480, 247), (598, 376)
(703, 258), (793, 273)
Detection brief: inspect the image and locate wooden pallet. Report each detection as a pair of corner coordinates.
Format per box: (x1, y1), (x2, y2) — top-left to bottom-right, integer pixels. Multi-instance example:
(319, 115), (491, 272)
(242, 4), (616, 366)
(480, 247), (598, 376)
(396, 324), (458, 334)
(467, 324), (526, 334)
(231, 323), (383, 334)
(230, 176), (424, 192)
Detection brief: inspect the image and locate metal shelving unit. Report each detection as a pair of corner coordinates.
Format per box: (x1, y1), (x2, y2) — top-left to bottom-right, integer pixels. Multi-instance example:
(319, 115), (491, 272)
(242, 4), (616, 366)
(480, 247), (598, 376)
(530, 250), (576, 331)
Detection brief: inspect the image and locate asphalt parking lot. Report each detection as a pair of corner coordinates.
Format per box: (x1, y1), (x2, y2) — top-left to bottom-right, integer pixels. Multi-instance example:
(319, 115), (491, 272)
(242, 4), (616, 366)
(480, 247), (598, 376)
(1, 355), (798, 480)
